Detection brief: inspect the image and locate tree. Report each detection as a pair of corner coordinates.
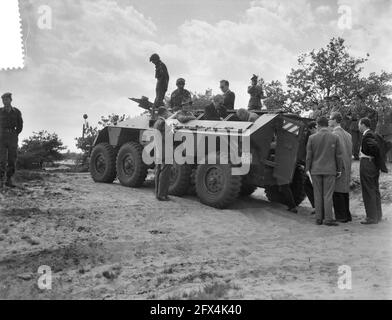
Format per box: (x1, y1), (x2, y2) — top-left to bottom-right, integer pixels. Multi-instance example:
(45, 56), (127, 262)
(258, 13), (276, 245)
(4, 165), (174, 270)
(261, 80), (289, 110)
(287, 37), (368, 110)
(18, 131), (66, 169)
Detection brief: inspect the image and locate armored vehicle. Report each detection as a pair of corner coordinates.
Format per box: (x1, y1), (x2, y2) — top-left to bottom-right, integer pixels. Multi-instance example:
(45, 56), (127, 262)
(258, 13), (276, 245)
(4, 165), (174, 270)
(90, 98), (312, 209)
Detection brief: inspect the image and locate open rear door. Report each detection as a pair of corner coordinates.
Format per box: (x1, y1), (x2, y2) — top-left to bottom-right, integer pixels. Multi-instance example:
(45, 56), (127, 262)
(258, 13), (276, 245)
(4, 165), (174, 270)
(274, 116), (304, 185)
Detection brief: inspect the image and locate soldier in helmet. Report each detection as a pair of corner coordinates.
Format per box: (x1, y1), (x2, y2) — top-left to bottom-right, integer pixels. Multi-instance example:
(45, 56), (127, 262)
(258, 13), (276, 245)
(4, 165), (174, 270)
(0, 92), (23, 188)
(247, 75), (265, 111)
(150, 54), (170, 108)
(170, 78), (192, 112)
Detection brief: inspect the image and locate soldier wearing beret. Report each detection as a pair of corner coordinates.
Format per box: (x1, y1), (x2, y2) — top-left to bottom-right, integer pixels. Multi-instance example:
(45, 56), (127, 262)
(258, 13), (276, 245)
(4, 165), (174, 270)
(150, 54), (170, 108)
(0, 93), (23, 188)
(170, 78), (192, 112)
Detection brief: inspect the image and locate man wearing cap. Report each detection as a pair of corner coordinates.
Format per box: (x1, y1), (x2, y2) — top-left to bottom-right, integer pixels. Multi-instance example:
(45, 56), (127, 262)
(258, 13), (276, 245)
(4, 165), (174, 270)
(170, 78), (192, 112)
(248, 75), (265, 111)
(0, 93), (23, 188)
(150, 54), (170, 108)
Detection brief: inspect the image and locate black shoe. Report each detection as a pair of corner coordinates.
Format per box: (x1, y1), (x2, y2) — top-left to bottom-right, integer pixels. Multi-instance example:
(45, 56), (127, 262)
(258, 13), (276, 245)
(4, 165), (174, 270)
(324, 221), (339, 226)
(361, 220), (378, 225)
(336, 219), (349, 223)
(316, 220), (323, 226)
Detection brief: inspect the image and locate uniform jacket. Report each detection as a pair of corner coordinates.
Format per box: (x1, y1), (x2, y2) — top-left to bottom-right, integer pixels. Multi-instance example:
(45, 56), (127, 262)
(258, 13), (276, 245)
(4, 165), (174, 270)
(0, 107), (23, 135)
(306, 128), (343, 175)
(333, 126), (353, 193)
(223, 90), (235, 110)
(170, 89), (191, 111)
(155, 61), (169, 91)
(248, 85), (264, 110)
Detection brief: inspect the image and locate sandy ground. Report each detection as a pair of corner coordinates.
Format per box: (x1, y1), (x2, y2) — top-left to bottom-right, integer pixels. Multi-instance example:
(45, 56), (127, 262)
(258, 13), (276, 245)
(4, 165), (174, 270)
(0, 162), (391, 300)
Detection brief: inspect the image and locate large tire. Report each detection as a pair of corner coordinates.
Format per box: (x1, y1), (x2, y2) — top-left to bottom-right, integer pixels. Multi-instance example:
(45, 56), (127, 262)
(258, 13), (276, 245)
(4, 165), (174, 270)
(116, 142), (148, 188)
(195, 164), (241, 209)
(169, 164), (192, 196)
(264, 166), (306, 206)
(90, 143), (117, 183)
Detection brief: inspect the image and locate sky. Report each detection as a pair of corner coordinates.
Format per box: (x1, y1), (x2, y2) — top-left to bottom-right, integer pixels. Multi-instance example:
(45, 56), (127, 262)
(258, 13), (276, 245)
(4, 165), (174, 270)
(0, 0), (391, 151)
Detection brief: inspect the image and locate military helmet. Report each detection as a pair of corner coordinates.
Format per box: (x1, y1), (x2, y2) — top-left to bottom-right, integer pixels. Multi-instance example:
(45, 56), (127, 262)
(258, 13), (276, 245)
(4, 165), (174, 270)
(149, 53), (160, 62)
(176, 78), (186, 85)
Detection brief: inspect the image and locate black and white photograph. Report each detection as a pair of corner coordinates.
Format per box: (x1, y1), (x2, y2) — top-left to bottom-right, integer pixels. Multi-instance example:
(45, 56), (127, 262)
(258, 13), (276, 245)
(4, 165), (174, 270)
(0, 0), (391, 305)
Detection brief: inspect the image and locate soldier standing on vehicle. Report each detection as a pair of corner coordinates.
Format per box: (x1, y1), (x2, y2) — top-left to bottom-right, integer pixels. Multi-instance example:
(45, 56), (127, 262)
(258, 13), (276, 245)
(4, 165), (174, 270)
(0, 93), (23, 189)
(170, 78), (192, 112)
(154, 107), (172, 201)
(150, 54), (169, 108)
(220, 80), (235, 111)
(248, 75), (265, 111)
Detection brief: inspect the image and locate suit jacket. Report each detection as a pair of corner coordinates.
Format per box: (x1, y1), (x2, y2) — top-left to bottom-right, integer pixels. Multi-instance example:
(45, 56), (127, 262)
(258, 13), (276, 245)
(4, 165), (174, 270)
(223, 91), (235, 110)
(333, 126), (353, 193)
(306, 128), (343, 175)
(362, 130), (387, 173)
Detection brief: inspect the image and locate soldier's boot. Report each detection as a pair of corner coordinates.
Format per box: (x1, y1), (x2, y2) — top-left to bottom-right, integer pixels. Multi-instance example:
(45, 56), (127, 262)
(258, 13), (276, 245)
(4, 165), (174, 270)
(5, 176), (16, 188)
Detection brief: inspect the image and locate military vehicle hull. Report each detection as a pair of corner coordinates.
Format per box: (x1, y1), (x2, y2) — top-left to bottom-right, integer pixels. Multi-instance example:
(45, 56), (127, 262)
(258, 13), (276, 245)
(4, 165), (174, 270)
(90, 110), (311, 209)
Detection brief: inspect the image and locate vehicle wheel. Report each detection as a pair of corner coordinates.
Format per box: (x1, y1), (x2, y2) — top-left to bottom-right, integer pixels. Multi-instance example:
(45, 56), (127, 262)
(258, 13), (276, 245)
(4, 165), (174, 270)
(264, 166), (306, 206)
(116, 142), (148, 188)
(169, 163), (192, 196)
(90, 143), (117, 183)
(240, 176), (258, 196)
(195, 164), (241, 209)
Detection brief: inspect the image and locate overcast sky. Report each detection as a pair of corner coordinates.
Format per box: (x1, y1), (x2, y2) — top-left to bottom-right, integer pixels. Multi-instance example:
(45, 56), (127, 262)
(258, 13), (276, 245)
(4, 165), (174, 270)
(0, 0), (391, 151)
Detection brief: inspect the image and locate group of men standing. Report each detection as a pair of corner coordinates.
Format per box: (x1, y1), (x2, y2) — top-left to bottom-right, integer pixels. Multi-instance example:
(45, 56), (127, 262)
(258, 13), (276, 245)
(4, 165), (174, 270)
(306, 113), (386, 226)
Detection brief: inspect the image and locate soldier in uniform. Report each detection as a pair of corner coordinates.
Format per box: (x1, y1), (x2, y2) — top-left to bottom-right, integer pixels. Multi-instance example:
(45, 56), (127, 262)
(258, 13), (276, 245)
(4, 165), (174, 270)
(247, 75), (265, 111)
(0, 93), (23, 188)
(150, 54), (169, 108)
(154, 107), (172, 201)
(173, 100), (196, 124)
(170, 78), (192, 112)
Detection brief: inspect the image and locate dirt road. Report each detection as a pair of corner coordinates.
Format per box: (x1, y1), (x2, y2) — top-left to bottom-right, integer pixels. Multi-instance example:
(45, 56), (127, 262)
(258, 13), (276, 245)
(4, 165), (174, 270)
(1, 163), (391, 300)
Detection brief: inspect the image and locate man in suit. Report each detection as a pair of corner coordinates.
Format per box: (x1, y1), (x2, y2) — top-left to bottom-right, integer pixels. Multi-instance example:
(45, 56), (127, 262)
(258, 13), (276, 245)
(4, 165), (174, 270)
(359, 118), (383, 224)
(329, 112), (353, 223)
(220, 80), (236, 111)
(306, 117), (343, 226)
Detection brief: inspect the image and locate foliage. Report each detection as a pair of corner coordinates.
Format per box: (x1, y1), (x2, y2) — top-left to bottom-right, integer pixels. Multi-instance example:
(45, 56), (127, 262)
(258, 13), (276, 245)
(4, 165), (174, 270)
(18, 131), (66, 169)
